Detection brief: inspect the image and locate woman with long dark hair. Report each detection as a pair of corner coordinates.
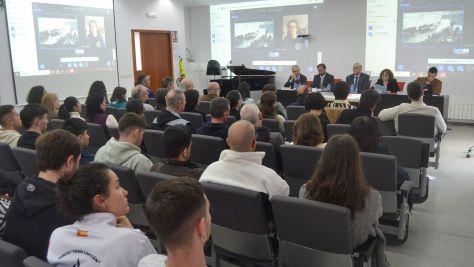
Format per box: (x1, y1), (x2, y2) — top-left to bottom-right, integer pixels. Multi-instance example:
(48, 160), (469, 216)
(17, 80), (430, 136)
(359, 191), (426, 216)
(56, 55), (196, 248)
(58, 96), (83, 120)
(88, 81), (109, 103)
(26, 85), (47, 104)
(109, 87), (128, 109)
(260, 91), (285, 133)
(86, 94), (118, 128)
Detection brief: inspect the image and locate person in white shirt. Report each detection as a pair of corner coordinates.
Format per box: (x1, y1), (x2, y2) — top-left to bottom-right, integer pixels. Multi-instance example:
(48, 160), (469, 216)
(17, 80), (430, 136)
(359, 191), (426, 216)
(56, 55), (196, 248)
(200, 120), (289, 198)
(48, 163), (156, 267)
(0, 105), (22, 147)
(132, 84), (155, 111)
(378, 81), (447, 135)
(139, 177), (211, 267)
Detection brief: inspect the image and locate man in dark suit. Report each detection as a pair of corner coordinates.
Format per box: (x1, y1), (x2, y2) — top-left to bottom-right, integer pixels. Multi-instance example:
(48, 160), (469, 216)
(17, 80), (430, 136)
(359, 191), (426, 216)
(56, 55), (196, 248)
(284, 65), (307, 89)
(312, 63), (334, 91)
(346, 63), (370, 93)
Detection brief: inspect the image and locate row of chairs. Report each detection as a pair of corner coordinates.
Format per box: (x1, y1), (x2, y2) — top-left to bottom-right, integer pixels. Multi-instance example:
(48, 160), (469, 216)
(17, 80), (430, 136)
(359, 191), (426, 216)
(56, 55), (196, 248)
(0, 240), (52, 267)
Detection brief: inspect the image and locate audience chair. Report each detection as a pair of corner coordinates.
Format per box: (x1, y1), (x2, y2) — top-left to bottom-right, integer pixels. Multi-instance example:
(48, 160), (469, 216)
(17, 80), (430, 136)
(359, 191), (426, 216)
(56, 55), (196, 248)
(283, 120), (295, 142)
(262, 118), (280, 133)
(398, 113), (441, 169)
(286, 105), (306, 120)
(143, 129), (165, 159)
(198, 101), (211, 114)
(255, 141), (278, 171)
(376, 117), (396, 136)
(360, 152), (411, 244)
(115, 108), (126, 120)
(86, 123), (109, 152)
(48, 119), (64, 130)
(11, 147), (38, 178)
(0, 239), (28, 267)
(324, 107), (345, 124)
(107, 126), (119, 140)
(190, 134), (227, 166)
(0, 142), (22, 174)
(181, 112), (204, 131)
(280, 144), (324, 197)
(136, 171), (175, 199)
(23, 256), (54, 267)
(327, 124), (350, 139)
(202, 182), (277, 267)
(144, 110), (161, 126)
(271, 196), (377, 267)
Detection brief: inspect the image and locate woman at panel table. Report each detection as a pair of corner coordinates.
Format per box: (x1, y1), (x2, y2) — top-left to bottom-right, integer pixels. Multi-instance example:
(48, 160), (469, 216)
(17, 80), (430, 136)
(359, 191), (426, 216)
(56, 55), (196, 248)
(375, 69), (399, 94)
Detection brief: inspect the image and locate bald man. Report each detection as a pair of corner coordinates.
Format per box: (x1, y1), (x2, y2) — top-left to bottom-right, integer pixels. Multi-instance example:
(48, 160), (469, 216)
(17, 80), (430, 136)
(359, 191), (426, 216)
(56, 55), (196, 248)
(152, 89), (193, 132)
(200, 82), (221, 102)
(199, 120), (289, 198)
(289, 85), (310, 106)
(345, 63), (370, 93)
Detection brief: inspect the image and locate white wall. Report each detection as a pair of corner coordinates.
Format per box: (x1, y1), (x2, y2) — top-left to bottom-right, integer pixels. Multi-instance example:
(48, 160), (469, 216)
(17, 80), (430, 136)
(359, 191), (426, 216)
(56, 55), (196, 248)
(0, 9), (17, 105)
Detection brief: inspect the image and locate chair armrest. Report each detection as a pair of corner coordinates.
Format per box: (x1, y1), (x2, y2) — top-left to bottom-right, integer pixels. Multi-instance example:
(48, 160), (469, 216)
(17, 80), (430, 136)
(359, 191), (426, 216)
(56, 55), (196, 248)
(353, 235), (378, 262)
(400, 180), (412, 192)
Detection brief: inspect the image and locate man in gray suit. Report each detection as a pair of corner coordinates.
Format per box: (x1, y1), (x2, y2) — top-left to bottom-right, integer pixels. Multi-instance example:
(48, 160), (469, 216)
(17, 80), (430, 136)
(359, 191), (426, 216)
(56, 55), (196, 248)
(345, 63), (370, 93)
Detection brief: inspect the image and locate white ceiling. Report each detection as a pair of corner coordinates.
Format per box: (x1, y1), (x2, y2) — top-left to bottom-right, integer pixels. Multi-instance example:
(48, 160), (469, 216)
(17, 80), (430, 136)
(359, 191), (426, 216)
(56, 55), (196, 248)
(177, 0), (252, 7)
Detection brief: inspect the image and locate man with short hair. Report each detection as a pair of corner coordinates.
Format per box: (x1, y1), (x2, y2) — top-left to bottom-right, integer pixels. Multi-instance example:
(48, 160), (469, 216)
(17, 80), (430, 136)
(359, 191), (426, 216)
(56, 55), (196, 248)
(17, 103), (49, 150)
(240, 103), (284, 145)
(312, 63), (335, 91)
(337, 89), (381, 124)
(289, 85), (310, 106)
(200, 120), (289, 197)
(284, 65), (307, 89)
(200, 82), (221, 101)
(414, 67), (442, 95)
(139, 177), (211, 267)
(197, 97), (230, 139)
(151, 125), (203, 180)
(153, 89), (193, 132)
(3, 129), (81, 260)
(162, 76), (175, 91)
(132, 84), (154, 111)
(346, 62), (370, 93)
(327, 81), (356, 109)
(0, 105), (22, 147)
(62, 118), (95, 165)
(378, 82), (446, 134)
(95, 113), (152, 173)
(179, 79), (195, 91)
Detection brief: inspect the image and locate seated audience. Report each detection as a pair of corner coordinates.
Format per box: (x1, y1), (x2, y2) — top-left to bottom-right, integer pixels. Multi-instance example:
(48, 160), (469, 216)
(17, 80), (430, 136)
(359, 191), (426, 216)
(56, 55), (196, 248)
(197, 97), (230, 139)
(292, 113), (326, 148)
(17, 103), (49, 150)
(153, 89), (193, 132)
(136, 73), (154, 99)
(179, 79), (195, 91)
(240, 103), (284, 146)
(260, 91), (285, 133)
(139, 177), (211, 267)
(48, 163), (156, 266)
(378, 82), (447, 134)
(126, 99), (145, 118)
(200, 120), (289, 197)
(42, 92), (60, 120)
(162, 76), (175, 91)
(337, 89), (381, 124)
(62, 118), (95, 165)
(200, 82), (221, 101)
(260, 84), (288, 119)
(109, 86), (128, 109)
(289, 85), (310, 106)
(305, 92), (329, 141)
(414, 66), (442, 95)
(237, 81), (254, 104)
(132, 85), (154, 111)
(151, 125), (203, 180)
(327, 81), (356, 109)
(184, 89), (206, 121)
(26, 85), (47, 105)
(95, 113), (152, 173)
(88, 80), (109, 103)
(299, 134), (388, 265)
(3, 129), (81, 260)
(86, 93), (118, 129)
(0, 105), (22, 147)
(226, 90), (242, 120)
(58, 96), (83, 120)
(375, 69), (399, 94)
(154, 88), (169, 110)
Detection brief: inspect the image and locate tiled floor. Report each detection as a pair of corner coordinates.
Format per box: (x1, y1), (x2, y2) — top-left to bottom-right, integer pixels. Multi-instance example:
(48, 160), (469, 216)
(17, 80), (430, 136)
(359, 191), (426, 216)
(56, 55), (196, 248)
(386, 124), (474, 267)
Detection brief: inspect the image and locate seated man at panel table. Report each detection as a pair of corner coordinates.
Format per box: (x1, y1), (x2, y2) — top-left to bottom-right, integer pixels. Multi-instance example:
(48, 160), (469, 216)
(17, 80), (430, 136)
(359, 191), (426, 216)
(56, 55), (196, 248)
(413, 66), (442, 96)
(132, 84), (155, 111)
(0, 105), (22, 147)
(200, 120), (289, 198)
(284, 64), (307, 89)
(378, 82), (447, 135)
(346, 62), (370, 93)
(327, 82), (357, 109)
(17, 103), (49, 150)
(197, 97), (230, 139)
(288, 85), (310, 106)
(312, 63), (335, 91)
(337, 89), (381, 125)
(200, 82), (221, 101)
(152, 89), (193, 132)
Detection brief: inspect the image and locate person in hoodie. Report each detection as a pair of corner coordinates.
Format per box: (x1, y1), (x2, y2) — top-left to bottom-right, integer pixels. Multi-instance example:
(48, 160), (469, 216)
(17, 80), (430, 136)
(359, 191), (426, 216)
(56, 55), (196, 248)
(200, 120), (289, 198)
(3, 129), (81, 260)
(196, 97), (230, 139)
(152, 88), (193, 132)
(94, 112), (152, 173)
(0, 105), (22, 147)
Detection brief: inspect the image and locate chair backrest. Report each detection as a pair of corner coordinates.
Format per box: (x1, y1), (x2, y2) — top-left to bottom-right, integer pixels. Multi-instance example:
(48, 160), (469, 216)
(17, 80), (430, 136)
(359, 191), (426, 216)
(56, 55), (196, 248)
(87, 123), (108, 149)
(255, 141), (277, 171)
(190, 134), (226, 165)
(283, 120), (295, 142)
(23, 256), (54, 267)
(115, 109), (126, 120)
(0, 239), (28, 267)
(287, 106), (306, 120)
(48, 119), (64, 130)
(280, 144), (323, 196)
(262, 118), (280, 132)
(143, 129), (165, 158)
(398, 113), (435, 138)
(376, 118), (396, 136)
(107, 163), (145, 204)
(11, 147), (38, 178)
(136, 171), (175, 198)
(107, 126), (120, 140)
(324, 107), (345, 124)
(0, 142), (21, 172)
(271, 196), (353, 266)
(198, 101), (211, 114)
(181, 112), (204, 130)
(326, 124), (350, 139)
(144, 110), (161, 126)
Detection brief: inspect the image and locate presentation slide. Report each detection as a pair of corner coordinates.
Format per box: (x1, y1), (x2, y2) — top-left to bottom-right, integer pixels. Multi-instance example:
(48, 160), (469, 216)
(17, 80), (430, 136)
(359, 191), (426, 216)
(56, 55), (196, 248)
(5, 0), (118, 104)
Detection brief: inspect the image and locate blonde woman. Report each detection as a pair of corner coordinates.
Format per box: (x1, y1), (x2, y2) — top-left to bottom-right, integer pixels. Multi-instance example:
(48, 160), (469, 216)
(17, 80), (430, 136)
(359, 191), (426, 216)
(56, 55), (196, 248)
(42, 93), (60, 120)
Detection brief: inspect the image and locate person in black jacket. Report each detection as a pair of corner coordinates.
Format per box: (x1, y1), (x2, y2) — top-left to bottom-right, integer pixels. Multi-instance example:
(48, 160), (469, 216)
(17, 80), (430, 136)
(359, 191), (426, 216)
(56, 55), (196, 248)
(3, 129), (81, 260)
(375, 69), (400, 93)
(284, 65), (307, 89)
(312, 63), (335, 91)
(289, 85), (310, 106)
(337, 89), (381, 125)
(197, 97), (230, 139)
(152, 89), (194, 133)
(17, 103), (49, 150)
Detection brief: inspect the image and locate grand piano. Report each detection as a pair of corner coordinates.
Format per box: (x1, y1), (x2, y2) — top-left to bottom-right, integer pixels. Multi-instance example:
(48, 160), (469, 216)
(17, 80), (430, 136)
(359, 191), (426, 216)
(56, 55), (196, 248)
(212, 65), (276, 96)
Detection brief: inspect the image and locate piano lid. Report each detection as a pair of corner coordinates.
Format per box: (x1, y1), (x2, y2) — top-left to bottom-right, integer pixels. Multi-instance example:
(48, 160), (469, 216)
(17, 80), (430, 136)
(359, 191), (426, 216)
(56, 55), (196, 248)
(228, 64), (276, 76)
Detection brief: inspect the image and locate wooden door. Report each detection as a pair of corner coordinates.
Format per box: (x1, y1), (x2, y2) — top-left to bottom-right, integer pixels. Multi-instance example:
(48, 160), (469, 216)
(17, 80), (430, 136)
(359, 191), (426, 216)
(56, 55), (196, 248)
(131, 30), (173, 92)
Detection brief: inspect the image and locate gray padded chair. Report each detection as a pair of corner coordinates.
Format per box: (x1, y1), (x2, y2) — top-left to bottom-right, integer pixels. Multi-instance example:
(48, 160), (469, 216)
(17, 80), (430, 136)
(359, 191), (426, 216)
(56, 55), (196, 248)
(256, 141), (278, 171)
(48, 119), (64, 130)
(376, 118), (396, 136)
(115, 109), (126, 120)
(86, 123), (108, 151)
(136, 171), (174, 198)
(283, 120), (295, 142)
(286, 105), (306, 120)
(198, 101), (211, 114)
(23, 256), (54, 267)
(360, 152), (411, 244)
(327, 124), (350, 139)
(181, 112), (204, 131)
(380, 136), (430, 203)
(144, 110), (161, 126)
(280, 144), (324, 197)
(107, 126), (120, 140)
(398, 113), (441, 169)
(11, 147), (38, 178)
(190, 134), (226, 166)
(0, 239), (27, 267)
(271, 196), (376, 267)
(143, 129), (165, 159)
(0, 142), (22, 173)
(262, 118), (281, 133)
(202, 182), (277, 267)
